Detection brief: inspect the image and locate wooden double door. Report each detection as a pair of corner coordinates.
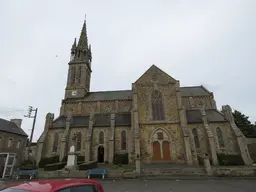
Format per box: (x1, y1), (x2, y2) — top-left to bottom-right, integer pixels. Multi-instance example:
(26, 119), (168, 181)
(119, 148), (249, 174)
(152, 141), (171, 161)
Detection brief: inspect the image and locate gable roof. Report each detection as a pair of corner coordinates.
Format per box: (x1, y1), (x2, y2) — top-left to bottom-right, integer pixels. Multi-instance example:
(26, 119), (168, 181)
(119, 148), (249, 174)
(135, 64), (177, 84)
(0, 118), (28, 136)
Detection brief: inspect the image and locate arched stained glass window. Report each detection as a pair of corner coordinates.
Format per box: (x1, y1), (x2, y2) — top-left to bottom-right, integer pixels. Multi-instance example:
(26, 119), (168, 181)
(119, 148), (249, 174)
(192, 128), (200, 148)
(216, 127), (225, 148)
(76, 132), (82, 151)
(151, 90), (165, 120)
(121, 130), (127, 150)
(99, 131), (104, 144)
(53, 133), (59, 152)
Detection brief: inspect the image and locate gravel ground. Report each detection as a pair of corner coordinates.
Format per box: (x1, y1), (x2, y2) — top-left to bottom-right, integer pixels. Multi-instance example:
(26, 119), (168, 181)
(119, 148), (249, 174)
(1, 179), (256, 192)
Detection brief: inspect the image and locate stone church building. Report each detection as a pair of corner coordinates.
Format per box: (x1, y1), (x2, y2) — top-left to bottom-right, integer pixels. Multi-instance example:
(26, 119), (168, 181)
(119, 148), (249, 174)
(36, 19), (252, 166)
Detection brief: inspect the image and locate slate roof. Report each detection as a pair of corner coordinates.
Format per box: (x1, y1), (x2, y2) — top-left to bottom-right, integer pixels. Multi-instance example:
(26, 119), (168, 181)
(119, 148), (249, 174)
(180, 86), (211, 97)
(52, 113), (131, 128)
(186, 109), (227, 123)
(80, 86), (211, 102)
(0, 118), (28, 136)
(84, 90), (132, 101)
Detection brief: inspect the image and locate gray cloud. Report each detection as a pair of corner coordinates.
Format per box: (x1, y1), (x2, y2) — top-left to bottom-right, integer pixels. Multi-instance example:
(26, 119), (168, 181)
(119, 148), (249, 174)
(1, 0), (255, 141)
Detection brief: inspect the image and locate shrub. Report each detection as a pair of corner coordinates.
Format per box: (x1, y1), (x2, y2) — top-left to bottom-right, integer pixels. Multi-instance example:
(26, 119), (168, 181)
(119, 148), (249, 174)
(79, 161), (97, 170)
(19, 159), (37, 170)
(77, 161), (84, 165)
(217, 153), (245, 166)
(78, 156), (85, 161)
(44, 162), (66, 171)
(113, 153), (128, 165)
(39, 156), (60, 168)
(61, 156), (68, 162)
(20, 164), (37, 170)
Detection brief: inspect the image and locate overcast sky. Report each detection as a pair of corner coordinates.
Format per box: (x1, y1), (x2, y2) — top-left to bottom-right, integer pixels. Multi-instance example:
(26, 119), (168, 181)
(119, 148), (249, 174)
(1, 0), (255, 141)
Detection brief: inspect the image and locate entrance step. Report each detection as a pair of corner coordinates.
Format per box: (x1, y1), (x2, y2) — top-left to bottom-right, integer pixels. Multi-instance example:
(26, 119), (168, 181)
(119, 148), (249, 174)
(142, 167), (207, 177)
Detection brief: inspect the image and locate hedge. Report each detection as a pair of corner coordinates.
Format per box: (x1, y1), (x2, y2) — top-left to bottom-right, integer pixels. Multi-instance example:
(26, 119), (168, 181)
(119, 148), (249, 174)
(79, 161), (97, 170)
(44, 162), (66, 171)
(20, 164), (37, 170)
(217, 153), (245, 166)
(39, 156), (59, 168)
(113, 153), (128, 165)
(19, 160), (37, 170)
(62, 156), (84, 162)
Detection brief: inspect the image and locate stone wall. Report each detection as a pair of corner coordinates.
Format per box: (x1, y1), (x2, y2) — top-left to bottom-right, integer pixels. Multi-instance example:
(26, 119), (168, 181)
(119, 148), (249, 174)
(187, 122), (240, 157)
(61, 100), (132, 116)
(182, 96), (216, 110)
(42, 128), (64, 158)
(0, 131), (27, 164)
(246, 138), (256, 162)
(209, 122), (239, 154)
(139, 124), (185, 164)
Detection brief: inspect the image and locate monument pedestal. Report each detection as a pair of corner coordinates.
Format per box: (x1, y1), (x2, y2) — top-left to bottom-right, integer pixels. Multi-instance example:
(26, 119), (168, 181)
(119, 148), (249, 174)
(65, 146), (78, 170)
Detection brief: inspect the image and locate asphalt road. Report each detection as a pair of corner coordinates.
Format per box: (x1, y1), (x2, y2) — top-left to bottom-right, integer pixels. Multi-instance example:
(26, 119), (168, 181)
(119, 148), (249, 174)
(1, 179), (256, 192)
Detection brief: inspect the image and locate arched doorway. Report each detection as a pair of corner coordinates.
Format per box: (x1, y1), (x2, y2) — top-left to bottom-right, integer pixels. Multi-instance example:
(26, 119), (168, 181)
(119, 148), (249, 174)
(162, 141), (171, 161)
(152, 141), (161, 161)
(97, 146), (104, 163)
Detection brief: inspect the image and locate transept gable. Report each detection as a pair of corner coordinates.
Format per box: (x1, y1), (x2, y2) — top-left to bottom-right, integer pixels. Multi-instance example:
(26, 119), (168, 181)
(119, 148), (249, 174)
(135, 65), (177, 85)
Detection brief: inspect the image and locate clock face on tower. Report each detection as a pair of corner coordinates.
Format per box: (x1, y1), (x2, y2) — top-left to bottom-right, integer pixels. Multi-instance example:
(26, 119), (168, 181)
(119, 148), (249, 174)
(71, 90), (77, 96)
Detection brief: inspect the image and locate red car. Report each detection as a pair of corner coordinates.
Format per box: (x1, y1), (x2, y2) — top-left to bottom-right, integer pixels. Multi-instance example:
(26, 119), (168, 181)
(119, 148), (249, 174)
(0, 179), (104, 192)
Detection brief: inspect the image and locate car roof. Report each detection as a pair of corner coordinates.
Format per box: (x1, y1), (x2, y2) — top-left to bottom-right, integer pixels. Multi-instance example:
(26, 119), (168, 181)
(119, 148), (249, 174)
(6, 179), (102, 192)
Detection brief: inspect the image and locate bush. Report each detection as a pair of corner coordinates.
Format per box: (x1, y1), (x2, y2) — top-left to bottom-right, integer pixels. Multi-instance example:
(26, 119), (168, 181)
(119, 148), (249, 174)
(114, 153), (128, 165)
(79, 161), (97, 170)
(197, 156), (204, 166)
(44, 162), (66, 171)
(217, 153), (245, 166)
(77, 161), (84, 165)
(78, 156), (85, 161)
(20, 164), (37, 170)
(19, 160), (37, 170)
(61, 156), (68, 162)
(39, 156), (59, 168)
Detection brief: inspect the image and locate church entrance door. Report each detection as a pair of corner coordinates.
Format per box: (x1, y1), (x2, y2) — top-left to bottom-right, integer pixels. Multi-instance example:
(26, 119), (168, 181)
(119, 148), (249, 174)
(162, 141), (171, 161)
(97, 146), (104, 163)
(152, 141), (161, 161)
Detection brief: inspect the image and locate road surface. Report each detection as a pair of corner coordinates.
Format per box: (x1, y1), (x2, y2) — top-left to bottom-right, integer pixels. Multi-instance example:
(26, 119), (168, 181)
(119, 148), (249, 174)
(1, 179), (255, 192)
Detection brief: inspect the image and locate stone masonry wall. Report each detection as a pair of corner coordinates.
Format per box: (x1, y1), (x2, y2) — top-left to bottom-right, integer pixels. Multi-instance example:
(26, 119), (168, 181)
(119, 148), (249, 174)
(0, 131), (27, 164)
(139, 124), (185, 164)
(43, 128), (64, 158)
(209, 122), (239, 154)
(182, 96), (215, 109)
(61, 100), (132, 116)
(187, 124), (209, 155)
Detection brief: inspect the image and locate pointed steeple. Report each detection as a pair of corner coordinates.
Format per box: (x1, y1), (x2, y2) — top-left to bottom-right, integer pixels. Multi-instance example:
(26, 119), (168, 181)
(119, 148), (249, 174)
(71, 38), (77, 51)
(77, 20), (88, 50)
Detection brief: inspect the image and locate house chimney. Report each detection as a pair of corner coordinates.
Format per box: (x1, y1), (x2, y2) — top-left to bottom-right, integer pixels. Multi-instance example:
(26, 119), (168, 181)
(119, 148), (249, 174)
(10, 119), (22, 127)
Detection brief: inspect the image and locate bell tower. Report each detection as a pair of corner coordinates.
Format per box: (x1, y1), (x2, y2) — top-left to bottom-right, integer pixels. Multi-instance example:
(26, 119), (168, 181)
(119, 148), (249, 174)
(64, 19), (92, 99)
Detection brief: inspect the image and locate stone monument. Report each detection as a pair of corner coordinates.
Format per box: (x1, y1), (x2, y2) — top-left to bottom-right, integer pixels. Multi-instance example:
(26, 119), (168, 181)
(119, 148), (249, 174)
(65, 135), (78, 170)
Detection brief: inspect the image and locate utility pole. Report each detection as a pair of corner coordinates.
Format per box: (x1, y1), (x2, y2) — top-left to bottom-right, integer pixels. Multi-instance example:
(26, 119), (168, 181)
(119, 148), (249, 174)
(24, 106), (38, 160)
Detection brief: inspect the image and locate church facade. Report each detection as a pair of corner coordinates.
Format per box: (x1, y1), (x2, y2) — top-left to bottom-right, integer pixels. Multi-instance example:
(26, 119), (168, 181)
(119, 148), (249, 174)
(36, 20), (252, 166)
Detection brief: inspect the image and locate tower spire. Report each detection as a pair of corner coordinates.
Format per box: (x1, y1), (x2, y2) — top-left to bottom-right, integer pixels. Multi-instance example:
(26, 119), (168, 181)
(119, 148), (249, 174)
(71, 38), (77, 51)
(77, 19), (88, 49)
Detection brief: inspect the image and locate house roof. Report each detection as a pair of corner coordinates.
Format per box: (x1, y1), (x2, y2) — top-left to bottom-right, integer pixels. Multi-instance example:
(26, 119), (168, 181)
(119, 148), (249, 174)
(186, 109), (227, 123)
(0, 118), (28, 136)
